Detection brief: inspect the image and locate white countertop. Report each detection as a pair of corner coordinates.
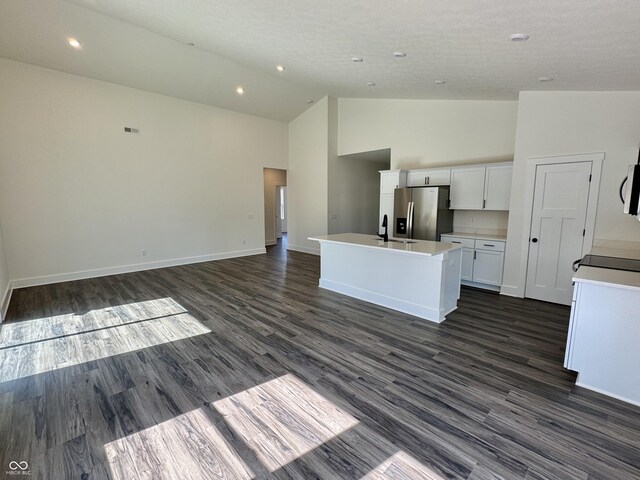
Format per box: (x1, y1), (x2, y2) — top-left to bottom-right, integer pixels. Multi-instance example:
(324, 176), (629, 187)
(309, 233), (462, 257)
(441, 232), (507, 241)
(573, 246), (640, 291)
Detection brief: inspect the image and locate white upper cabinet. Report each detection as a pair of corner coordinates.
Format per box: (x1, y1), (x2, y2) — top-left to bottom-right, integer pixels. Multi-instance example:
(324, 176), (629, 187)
(483, 164), (513, 210)
(449, 162), (512, 210)
(450, 166), (486, 209)
(380, 169), (407, 194)
(407, 168), (451, 187)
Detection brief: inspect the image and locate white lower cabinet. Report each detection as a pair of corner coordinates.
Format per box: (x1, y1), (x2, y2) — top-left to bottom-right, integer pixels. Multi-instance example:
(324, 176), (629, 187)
(441, 235), (505, 291)
(460, 248), (474, 281)
(473, 249), (504, 285)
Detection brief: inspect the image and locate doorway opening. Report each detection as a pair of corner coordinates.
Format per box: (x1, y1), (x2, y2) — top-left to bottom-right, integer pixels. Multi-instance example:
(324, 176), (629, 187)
(263, 168), (287, 247)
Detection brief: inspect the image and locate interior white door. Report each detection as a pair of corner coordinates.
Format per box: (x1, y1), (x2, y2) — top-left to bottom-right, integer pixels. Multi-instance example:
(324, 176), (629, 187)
(525, 162), (592, 305)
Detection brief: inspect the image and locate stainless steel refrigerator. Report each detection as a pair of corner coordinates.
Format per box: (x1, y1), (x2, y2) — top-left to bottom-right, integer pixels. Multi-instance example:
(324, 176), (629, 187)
(393, 186), (453, 241)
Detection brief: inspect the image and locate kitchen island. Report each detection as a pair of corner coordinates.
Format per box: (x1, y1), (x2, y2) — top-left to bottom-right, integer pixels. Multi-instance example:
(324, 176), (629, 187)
(309, 233), (462, 323)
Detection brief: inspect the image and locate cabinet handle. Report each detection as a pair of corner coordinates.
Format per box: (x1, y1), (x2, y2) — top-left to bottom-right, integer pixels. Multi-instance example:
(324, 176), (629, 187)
(474, 251), (477, 260)
(483, 199), (486, 209)
(451, 241), (461, 244)
(424, 177), (427, 185)
(427, 176), (430, 185)
(483, 243), (494, 247)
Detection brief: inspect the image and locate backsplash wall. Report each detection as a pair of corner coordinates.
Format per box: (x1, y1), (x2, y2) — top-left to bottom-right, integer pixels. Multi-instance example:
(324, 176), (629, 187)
(452, 210), (509, 236)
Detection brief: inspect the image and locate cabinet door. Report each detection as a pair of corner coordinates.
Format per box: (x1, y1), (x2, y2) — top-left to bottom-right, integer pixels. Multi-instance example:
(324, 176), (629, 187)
(425, 168), (451, 186)
(450, 166), (486, 209)
(407, 169), (428, 187)
(380, 170), (407, 194)
(460, 248), (475, 281)
(379, 193), (395, 234)
(484, 164), (512, 210)
(472, 250), (504, 286)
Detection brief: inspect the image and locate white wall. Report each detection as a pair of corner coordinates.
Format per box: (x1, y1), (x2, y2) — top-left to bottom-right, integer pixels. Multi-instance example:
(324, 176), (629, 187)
(0, 217), (10, 321)
(287, 97), (332, 254)
(263, 168), (287, 246)
(328, 157), (389, 235)
(338, 98), (518, 168)
(503, 91), (640, 297)
(0, 59), (288, 286)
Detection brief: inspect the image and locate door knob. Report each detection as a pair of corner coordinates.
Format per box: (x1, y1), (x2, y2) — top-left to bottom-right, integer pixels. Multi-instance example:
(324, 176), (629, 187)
(531, 238), (538, 243)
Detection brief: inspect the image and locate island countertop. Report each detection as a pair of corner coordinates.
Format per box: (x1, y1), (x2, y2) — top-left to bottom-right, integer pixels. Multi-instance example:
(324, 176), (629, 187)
(309, 233), (462, 257)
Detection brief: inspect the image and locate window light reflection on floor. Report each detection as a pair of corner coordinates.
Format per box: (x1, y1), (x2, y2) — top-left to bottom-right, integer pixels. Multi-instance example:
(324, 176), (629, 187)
(104, 407), (254, 480)
(0, 298), (210, 382)
(360, 451), (445, 480)
(213, 373), (360, 472)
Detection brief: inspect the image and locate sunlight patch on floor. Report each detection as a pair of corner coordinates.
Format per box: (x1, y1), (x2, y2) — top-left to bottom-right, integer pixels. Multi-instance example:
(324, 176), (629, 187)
(214, 373), (359, 472)
(361, 451), (445, 480)
(0, 298), (210, 382)
(105, 407), (253, 480)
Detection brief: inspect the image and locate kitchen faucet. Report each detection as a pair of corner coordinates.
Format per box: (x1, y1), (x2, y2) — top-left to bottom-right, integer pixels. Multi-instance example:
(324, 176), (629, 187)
(378, 214), (389, 242)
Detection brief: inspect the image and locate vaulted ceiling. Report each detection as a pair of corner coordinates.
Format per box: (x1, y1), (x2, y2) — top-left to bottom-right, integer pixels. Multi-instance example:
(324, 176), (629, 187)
(1, 0), (639, 121)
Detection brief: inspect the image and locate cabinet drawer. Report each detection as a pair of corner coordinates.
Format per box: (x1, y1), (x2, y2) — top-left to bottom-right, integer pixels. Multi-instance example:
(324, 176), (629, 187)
(441, 236), (475, 248)
(474, 239), (505, 252)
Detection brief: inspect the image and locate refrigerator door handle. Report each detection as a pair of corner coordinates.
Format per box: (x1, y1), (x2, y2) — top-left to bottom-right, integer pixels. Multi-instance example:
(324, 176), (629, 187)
(407, 202), (415, 238)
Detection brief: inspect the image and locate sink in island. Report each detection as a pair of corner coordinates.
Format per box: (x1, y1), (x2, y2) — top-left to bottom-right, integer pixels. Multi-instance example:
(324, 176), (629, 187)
(308, 233), (463, 323)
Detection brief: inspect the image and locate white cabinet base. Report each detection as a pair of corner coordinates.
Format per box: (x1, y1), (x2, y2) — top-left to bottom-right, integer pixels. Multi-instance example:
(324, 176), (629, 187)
(565, 279), (640, 406)
(460, 279), (501, 292)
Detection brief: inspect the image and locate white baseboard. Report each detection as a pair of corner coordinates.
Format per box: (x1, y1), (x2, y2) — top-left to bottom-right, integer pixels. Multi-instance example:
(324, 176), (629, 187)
(1, 282), (13, 323)
(287, 244), (320, 255)
(499, 284), (523, 297)
(10, 248), (266, 290)
(575, 378), (640, 408)
(319, 278), (444, 323)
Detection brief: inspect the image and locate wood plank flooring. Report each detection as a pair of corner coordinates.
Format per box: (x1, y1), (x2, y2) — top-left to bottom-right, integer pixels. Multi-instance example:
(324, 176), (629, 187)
(1, 238), (639, 479)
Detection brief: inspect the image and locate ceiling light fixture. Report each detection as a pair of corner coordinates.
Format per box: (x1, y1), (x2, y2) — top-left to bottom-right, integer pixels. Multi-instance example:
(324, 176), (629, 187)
(307, 99), (314, 104)
(434, 80), (446, 85)
(367, 82), (376, 86)
(538, 76), (554, 82)
(510, 33), (530, 42)
(276, 65), (285, 72)
(393, 52), (407, 58)
(185, 42), (195, 46)
(351, 57), (364, 63)
(68, 38), (81, 49)
(236, 86), (245, 94)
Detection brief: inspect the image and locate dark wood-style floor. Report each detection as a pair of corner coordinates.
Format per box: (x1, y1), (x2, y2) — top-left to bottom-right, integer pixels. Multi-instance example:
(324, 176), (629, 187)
(1, 237), (639, 479)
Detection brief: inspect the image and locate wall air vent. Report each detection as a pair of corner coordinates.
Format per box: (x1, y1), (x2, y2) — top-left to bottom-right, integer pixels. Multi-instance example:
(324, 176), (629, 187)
(124, 127), (140, 134)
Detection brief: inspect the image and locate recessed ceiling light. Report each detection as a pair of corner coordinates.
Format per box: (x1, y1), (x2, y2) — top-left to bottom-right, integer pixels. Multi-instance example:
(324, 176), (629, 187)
(538, 76), (554, 82)
(236, 86), (245, 94)
(185, 41), (195, 46)
(510, 33), (530, 42)
(276, 65), (285, 72)
(434, 80), (446, 85)
(352, 57), (364, 63)
(393, 52), (407, 58)
(367, 82), (376, 86)
(68, 38), (81, 49)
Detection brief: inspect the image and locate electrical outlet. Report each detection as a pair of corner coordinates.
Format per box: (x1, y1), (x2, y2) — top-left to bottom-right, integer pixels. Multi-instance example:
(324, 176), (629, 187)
(141, 249), (147, 257)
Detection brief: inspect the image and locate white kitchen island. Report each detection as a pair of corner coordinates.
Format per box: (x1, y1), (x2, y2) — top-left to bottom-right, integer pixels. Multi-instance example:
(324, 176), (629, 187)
(309, 233), (462, 323)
